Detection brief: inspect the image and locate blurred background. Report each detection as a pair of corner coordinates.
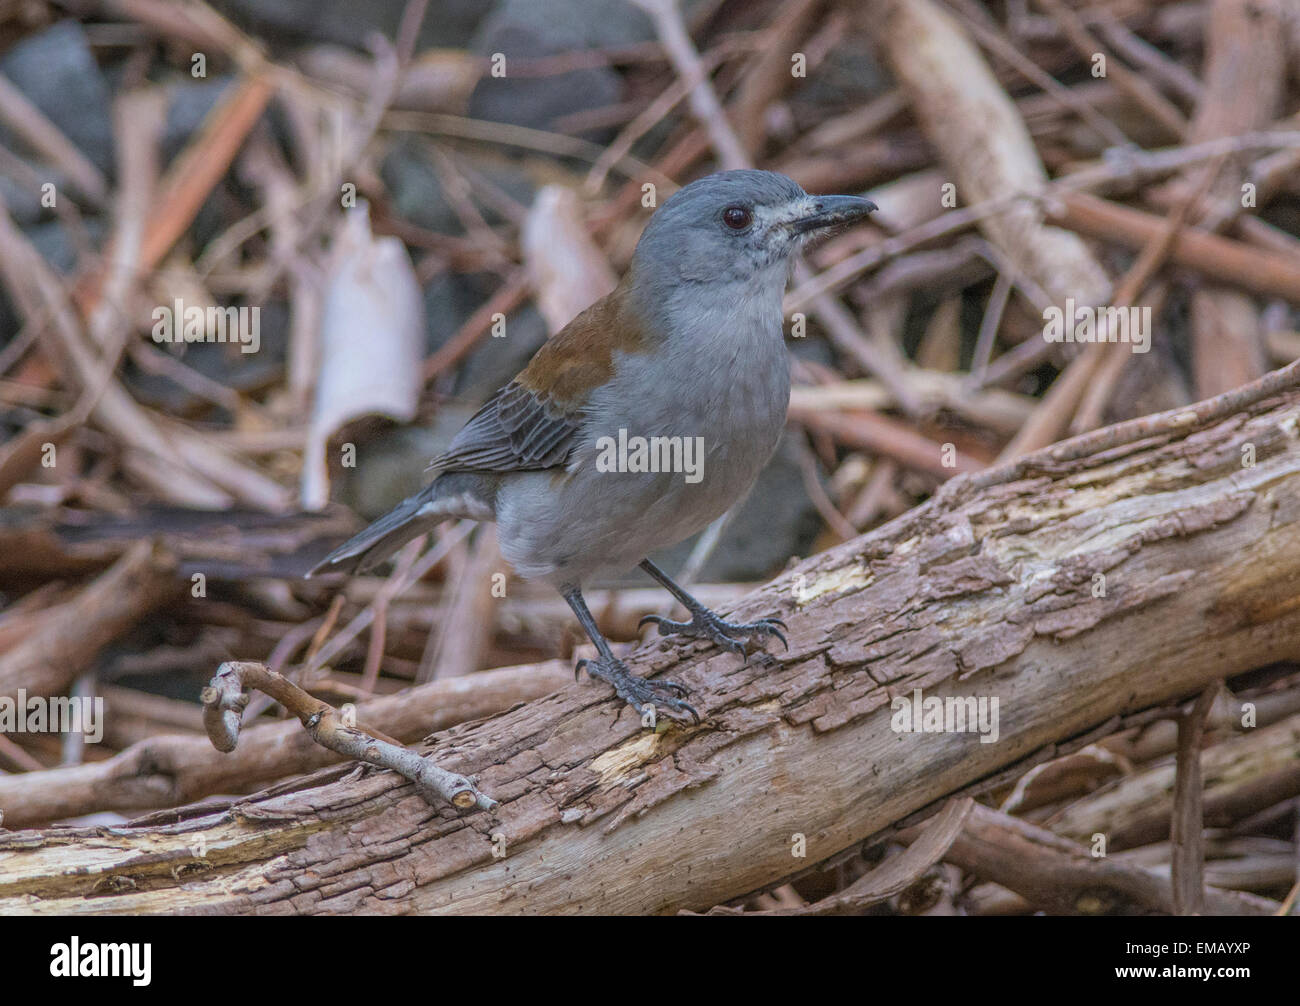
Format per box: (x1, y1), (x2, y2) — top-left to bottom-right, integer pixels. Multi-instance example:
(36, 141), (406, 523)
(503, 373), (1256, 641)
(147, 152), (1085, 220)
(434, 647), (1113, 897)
(1, 0), (1299, 909)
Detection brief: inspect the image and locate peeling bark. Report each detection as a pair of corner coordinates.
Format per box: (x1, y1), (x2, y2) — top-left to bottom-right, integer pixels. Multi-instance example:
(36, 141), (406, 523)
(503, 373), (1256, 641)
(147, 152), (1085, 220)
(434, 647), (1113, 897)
(3, 366), (1300, 914)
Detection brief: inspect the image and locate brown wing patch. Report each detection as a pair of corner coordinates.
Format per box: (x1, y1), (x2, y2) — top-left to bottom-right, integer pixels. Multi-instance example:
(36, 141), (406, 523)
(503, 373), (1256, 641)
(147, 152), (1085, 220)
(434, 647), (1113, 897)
(515, 284), (656, 406)
(429, 282), (656, 474)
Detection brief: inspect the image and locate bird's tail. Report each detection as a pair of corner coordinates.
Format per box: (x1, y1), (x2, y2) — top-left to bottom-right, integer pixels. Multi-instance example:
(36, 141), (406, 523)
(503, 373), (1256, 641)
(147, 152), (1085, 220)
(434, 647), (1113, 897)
(306, 485), (451, 577)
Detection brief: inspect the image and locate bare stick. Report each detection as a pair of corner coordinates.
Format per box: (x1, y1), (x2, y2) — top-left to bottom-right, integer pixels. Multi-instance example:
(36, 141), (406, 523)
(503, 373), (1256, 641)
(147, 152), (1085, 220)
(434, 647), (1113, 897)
(0, 73), (108, 204)
(202, 661), (497, 812)
(699, 798), (975, 916)
(630, 0), (750, 171)
(1171, 685), (1219, 915)
(1034, 0), (1187, 140)
(0, 660), (569, 827)
(945, 803), (1271, 915)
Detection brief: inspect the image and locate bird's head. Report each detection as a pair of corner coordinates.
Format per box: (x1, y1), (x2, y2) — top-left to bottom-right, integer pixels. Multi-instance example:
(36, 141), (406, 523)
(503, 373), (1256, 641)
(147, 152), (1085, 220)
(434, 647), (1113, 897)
(630, 169), (877, 288)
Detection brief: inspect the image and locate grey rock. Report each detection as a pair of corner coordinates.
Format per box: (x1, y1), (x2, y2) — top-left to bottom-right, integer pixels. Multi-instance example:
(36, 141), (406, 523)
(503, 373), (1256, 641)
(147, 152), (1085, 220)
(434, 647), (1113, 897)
(382, 136), (539, 233)
(455, 302), (547, 400)
(423, 270), (493, 352)
(789, 329), (835, 369)
(213, 0), (489, 51)
(423, 269), (548, 399)
(467, 0), (654, 136)
(26, 217), (104, 275)
(382, 136), (461, 234)
(0, 290), (15, 345)
(475, 0), (653, 49)
(0, 21), (114, 176)
(0, 175), (45, 226)
(162, 77), (237, 163)
(125, 301), (288, 416)
(791, 30), (888, 114)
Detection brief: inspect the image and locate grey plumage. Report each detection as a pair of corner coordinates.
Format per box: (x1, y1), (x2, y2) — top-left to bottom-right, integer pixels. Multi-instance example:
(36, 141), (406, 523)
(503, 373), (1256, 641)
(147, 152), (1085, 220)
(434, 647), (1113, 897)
(308, 170), (876, 722)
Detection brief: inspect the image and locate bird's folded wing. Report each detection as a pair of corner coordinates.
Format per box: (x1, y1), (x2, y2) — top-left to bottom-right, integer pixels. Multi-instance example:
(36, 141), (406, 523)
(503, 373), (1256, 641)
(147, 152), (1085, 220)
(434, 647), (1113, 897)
(427, 381), (581, 473)
(426, 292), (652, 475)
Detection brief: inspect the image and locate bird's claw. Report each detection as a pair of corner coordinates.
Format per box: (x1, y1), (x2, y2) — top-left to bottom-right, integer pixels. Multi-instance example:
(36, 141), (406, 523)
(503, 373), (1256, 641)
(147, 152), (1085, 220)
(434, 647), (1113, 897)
(575, 656), (700, 725)
(639, 609), (789, 661)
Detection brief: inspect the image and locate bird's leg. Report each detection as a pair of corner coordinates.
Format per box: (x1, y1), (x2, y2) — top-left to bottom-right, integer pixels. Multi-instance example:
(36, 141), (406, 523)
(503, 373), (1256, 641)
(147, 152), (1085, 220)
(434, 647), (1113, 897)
(562, 584), (699, 724)
(638, 558), (788, 660)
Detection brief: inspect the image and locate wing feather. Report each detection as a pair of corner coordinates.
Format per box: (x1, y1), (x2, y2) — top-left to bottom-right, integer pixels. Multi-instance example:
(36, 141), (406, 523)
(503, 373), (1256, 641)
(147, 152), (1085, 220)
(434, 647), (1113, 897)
(426, 381), (581, 473)
(425, 290), (651, 475)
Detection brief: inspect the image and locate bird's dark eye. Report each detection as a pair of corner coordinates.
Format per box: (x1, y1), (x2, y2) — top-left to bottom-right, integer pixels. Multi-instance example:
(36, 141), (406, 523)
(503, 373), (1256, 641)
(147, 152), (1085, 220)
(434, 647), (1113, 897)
(722, 205), (752, 230)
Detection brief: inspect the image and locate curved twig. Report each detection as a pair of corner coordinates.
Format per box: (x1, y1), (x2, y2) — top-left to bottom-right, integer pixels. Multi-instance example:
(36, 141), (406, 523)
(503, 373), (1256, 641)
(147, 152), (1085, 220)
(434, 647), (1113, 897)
(201, 660), (497, 812)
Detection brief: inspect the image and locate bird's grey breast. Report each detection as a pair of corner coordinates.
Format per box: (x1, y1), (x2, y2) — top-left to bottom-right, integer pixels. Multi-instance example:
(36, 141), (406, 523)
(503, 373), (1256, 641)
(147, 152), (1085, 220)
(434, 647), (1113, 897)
(563, 274), (790, 566)
(591, 277), (789, 469)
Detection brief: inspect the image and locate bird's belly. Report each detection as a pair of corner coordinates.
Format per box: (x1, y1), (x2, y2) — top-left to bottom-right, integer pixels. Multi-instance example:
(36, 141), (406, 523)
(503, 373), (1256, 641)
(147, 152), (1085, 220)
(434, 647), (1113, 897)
(497, 465), (756, 585)
(496, 396), (786, 584)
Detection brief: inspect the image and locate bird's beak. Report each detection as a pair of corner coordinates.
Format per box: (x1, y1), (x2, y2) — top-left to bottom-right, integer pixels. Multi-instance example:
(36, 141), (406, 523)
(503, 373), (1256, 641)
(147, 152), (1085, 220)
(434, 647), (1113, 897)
(790, 195), (878, 234)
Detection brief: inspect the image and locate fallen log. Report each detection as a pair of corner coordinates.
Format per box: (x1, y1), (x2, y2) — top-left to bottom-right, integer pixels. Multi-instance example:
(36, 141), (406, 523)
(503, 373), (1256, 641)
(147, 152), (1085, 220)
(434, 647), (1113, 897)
(0, 661), (572, 828)
(3, 362), (1300, 914)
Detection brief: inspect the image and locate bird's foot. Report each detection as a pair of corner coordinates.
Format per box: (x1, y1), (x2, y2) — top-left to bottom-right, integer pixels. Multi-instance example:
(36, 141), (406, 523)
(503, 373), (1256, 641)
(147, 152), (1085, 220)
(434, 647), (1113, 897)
(639, 607), (788, 661)
(575, 655), (699, 726)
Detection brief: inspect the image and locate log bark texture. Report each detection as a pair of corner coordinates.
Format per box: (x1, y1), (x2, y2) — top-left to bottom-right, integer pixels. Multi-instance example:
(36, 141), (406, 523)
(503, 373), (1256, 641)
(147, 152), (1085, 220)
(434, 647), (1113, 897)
(3, 367), (1300, 914)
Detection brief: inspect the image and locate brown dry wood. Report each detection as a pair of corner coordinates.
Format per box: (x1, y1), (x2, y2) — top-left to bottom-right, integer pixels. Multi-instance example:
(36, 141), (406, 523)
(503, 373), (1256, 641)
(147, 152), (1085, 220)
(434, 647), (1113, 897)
(0, 505), (357, 587)
(1176, 0), (1286, 399)
(0, 541), (180, 705)
(997, 680), (1300, 816)
(1170, 686), (1217, 915)
(868, 0), (1111, 309)
(701, 797), (977, 916)
(3, 364), (1300, 914)
(422, 527), (503, 682)
(1047, 710), (1300, 851)
(200, 661), (496, 811)
(1100, 681), (1300, 764)
(1035, 0), (1188, 141)
(1049, 190), (1300, 303)
(0, 661), (572, 829)
(944, 803), (1273, 915)
(730, 0), (822, 156)
(787, 403), (984, 477)
(967, 836), (1297, 914)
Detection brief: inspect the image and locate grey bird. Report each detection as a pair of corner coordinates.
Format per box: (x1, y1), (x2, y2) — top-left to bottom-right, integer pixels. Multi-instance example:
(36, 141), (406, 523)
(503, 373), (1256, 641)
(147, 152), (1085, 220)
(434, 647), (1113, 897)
(309, 169), (877, 723)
